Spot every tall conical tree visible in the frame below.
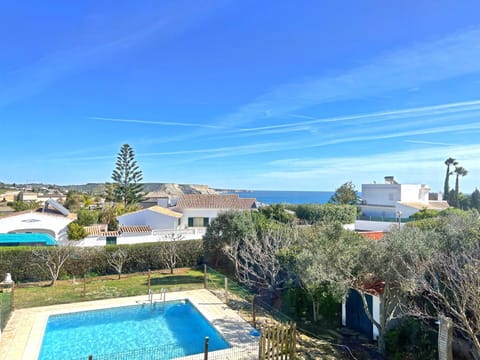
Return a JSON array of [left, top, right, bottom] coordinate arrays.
[[454, 166, 468, 208], [443, 157, 457, 200], [111, 144, 144, 207]]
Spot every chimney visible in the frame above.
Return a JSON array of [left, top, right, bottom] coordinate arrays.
[[384, 176, 396, 184]]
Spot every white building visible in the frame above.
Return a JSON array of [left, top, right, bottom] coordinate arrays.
[[117, 206, 183, 230], [360, 176, 449, 220], [0, 211, 74, 242], [173, 194, 257, 228]]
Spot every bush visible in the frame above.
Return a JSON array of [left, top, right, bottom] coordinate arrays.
[[77, 209, 99, 226], [385, 317, 437, 360], [0, 240, 204, 283], [67, 222, 88, 240], [409, 209, 439, 220], [295, 204, 357, 224]]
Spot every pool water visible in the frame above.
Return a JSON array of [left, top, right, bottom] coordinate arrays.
[[38, 300, 230, 360]]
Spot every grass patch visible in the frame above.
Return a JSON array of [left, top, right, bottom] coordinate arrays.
[[13, 268, 209, 309]]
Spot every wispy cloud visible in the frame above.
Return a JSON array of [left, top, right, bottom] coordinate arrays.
[[89, 116, 225, 129], [260, 144, 480, 191], [218, 27, 480, 127], [227, 99, 480, 135]]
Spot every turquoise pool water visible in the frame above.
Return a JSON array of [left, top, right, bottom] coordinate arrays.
[[38, 300, 230, 360], [0, 233, 57, 246]]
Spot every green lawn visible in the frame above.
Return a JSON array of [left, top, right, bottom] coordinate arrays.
[[13, 268, 212, 309]]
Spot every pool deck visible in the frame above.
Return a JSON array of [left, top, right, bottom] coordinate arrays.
[[0, 289, 259, 360]]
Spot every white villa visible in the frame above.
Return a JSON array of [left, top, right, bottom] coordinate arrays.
[[360, 176, 449, 219], [77, 194, 258, 246], [0, 210, 74, 243]]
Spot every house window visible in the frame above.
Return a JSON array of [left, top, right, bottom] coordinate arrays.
[[188, 217, 209, 227], [388, 193, 394, 201]]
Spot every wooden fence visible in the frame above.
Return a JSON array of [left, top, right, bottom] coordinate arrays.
[[259, 322, 296, 360]]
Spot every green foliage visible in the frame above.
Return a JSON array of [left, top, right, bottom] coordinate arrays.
[[472, 188, 480, 211], [11, 200, 41, 212], [0, 241, 203, 283], [295, 204, 357, 224], [111, 144, 144, 207], [409, 208, 439, 220], [406, 217, 439, 230], [203, 211, 259, 268], [77, 209, 99, 226], [258, 204, 295, 224], [329, 181, 359, 205], [67, 222, 88, 240], [64, 191, 85, 212], [385, 317, 437, 360]]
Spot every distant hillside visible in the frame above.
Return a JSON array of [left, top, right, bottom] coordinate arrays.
[[59, 183, 218, 196]]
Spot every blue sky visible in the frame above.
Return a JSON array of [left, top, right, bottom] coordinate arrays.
[[2, 1, 480, 192]]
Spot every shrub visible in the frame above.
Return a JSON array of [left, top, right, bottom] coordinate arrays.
[[295, 204, 357, 224], [0, 240, 203, 283], [67, 222, 88, 240]]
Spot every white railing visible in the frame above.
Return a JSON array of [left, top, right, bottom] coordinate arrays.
[[152, 228, 207, 239]]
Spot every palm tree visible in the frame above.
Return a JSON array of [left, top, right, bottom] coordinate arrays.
[[454, 166, 468, 208], [443, 157, 458, 200]]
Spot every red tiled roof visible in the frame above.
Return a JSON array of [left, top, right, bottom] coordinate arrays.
[[360, 231, 385, 241], [174, 194, 256, 210], [85, 224, 151, 236], [119, 225, 152, 233]]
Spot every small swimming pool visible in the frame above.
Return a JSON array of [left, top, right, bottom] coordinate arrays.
[[38, 300, 230, 360], [0, 233, 57, 246]]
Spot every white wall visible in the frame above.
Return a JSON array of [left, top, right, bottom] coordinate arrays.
[[372, 295, 380, 340], [355, 220, 404, 231], [362, 184, 401, 206], [178, 209, 222, 228], [117, 210, 179, 230]]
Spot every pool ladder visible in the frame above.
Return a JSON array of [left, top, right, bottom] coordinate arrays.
[[148, 288, 167, 308]]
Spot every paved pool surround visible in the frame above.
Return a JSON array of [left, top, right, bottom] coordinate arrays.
[[0, 289, 258, 360]]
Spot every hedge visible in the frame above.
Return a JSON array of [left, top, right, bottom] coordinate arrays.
[[0, 240, 203, 283], [295, 204, 357, 224]]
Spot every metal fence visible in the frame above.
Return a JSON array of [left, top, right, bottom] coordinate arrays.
[[72, 338, 259, 360]]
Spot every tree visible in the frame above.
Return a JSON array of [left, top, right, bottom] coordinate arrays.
[[32, 246, 73, 286], [454, 166, 468, 208], [67, 222, 88, 240], [64, 191, 84, 212], [258, 204, 295, 224], [203, 211, 261, 268], [77, 209, 99, 226], [443, 157, 457, 200], [157, 233, 183, 274], [329, 181, 359, 205], [471, 188, 480, 211], [223, 221, 296, 300], [106, 247, 129, 279], [398, 211, 480, 356], [111, 144, 144, 207]]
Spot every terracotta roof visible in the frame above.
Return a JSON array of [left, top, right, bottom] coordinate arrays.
[[119, 225, 152, 233], [86, 224, 152, 236], [147, 206, 183, 218], [174, 194, 256, 210], [359, 231, 385, 241], [85, 224, 108, 236]]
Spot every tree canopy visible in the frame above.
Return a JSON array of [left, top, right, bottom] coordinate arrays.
[[111, 144, 144, 207], [329, 181, 359, 206]]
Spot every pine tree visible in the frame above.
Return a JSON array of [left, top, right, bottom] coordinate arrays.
[[111, 144, 144, 207]]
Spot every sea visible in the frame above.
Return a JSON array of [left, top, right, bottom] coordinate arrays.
[[229, 190, 334, 205]]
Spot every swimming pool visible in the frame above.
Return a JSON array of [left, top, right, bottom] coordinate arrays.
[[38, 300, 230, 360]]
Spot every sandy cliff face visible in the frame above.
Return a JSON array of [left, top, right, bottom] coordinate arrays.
[[144, 183, 218, 197]]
